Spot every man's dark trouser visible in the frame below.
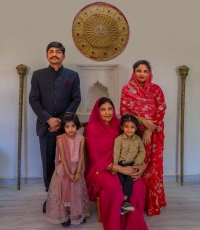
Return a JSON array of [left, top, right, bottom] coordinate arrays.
[[39, 136, 56, 192], [118, 161, 134, 197]]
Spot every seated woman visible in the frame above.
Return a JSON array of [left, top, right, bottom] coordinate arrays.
[[85, 97, 148, 230], [120, 60, 167, 216]]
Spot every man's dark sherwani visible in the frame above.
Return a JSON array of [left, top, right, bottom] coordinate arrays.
[[29, 65, 81, 190]]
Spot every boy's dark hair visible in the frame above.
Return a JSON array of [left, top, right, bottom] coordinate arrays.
[[46, 41, 65, 54], [61, 112, 81, 130], [98, 97, 114, 108], [120, 114, 141, 136], [133, 60, 151, 72]]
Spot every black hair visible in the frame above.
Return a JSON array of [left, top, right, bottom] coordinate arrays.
[[98, 97, 114, 108], [133, 60, 151, 72], [60, 112, 81, 130], [120, 114, 141, 136], [46, 41, 65, 54]]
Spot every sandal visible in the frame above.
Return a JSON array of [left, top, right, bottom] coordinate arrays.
[[81, 217, 86, 224], [61, 219, 71, 228]]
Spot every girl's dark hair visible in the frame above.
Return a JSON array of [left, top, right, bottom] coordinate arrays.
[[60, 112, 81, 130], [98, 97, 114, 108], [133, 60, 151, 72], [120, 114, 141, 136], [46, 41, 65, 54]]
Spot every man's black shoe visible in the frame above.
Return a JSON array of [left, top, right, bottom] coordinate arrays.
[[61, 219, 71, 227], [43, 200, 46, 213]]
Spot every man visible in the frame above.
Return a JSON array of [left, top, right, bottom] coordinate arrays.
[[29, 41, 81, 213]]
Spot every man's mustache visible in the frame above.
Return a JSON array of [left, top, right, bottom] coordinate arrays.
[[50, 56, 59, 59]]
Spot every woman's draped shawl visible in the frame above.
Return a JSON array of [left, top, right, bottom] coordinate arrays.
[[85, 98, 120, 201], [120, 71, 166, 142]]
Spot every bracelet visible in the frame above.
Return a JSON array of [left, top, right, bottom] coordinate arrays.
[[75, 173, 81, 178], [137, 116, 143, 124], [144, 130, 152, 136]]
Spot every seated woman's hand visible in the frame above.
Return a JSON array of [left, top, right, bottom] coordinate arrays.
[[113, 165, 135, 176], [142, 118, 156, 131], [131, 163, 147, 180]]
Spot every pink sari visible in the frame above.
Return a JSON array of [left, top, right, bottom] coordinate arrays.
[[120, 71, 167, 216], [85, 98, 148, 230]]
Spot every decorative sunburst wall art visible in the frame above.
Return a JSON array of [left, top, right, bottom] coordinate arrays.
[[72, 2, 130, 61]]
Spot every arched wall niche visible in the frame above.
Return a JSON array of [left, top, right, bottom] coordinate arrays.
[[77, 65, 119, 116], [86, 81, 109, 113]]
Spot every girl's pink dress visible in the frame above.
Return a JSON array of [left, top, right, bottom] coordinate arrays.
[[85, 98, 148, 230], [46, 133, 90, 225]]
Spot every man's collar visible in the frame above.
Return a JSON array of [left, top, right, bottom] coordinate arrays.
[[48, 65, 64, 72]]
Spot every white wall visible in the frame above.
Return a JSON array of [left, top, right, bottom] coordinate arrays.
[[0, 0, 200, 178]]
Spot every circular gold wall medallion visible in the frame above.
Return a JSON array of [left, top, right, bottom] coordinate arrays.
[[72, 2, 130, 61]]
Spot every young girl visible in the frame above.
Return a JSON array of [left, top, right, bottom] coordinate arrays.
[[46, 113, 90, 227], [113, 114, 146, 215]]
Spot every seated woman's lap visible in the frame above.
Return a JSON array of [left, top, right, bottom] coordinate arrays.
[[122, 179, 147, 230], [97, 171, 123, 230], [130, 179, 146, 214], [97, 170, 147, 230]]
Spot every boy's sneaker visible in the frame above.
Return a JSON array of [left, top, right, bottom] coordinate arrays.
[[121, 207, 129, 215], [122, 202, 135, 211]]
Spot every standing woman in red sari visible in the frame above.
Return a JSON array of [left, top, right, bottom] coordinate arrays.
[[120, 60, 167, 216]]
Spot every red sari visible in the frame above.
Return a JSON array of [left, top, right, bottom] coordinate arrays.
[[120, 72, 167, 216], [85, 98, 148, 230]]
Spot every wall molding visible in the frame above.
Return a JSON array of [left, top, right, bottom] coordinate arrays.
[[0, 175, 199, 185]]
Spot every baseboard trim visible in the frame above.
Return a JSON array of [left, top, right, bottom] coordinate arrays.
[[0, 177, 43, 185], [0, 175, 199, 185], [164, 175, 200, 182]]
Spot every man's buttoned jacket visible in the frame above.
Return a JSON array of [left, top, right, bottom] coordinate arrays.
[[29, 65, 81, 137]]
